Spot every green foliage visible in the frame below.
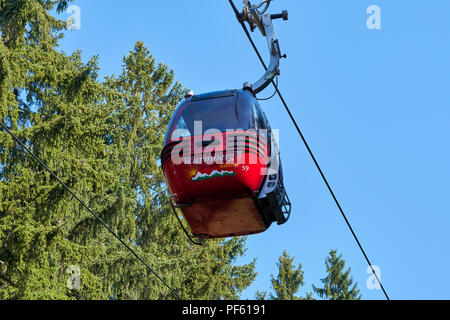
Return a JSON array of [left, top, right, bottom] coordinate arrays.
[[256, 250, 305, 300], [270, 250, 304, 300], [257, 249, 361, 300], [0, 0, 256, 299], [312, 250, 361, 300]]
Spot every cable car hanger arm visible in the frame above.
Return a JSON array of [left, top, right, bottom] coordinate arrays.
[[238, 0, 288, 94]]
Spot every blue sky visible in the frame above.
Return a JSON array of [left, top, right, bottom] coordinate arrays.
[[55, 0, 450, 300]]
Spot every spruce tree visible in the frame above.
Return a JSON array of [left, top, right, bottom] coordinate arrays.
[[1, 0, 107, 300], [256, 250, 305, 300], [0, 0, 256, 300], [312, 250, 361, 300], [100, 41, 257, 300]]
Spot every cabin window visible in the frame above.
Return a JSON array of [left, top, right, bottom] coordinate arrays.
[[164, 90, 268, 145]]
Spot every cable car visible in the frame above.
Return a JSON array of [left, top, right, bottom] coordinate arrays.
[[161, 0, 291, 239]]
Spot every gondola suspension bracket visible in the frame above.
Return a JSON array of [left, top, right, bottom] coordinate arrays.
[[239, 0, 288, 94]]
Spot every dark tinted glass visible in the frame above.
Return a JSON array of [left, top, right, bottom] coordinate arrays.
[[252, 101, 266, 130], [164, 90, 268, 144], [181, 94, 241, 134]]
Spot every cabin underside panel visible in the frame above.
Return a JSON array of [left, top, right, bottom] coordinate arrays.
[[182, 197, 269, 239]]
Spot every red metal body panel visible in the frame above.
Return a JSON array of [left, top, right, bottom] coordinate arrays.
[[162, 131, 270, 238], [163, 132, 267, 202]]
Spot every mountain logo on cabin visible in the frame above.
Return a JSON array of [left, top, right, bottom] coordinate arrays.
[[191, 170, 236, 181]]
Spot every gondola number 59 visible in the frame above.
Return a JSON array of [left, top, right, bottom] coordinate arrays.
[[242, 165, 250, 172]]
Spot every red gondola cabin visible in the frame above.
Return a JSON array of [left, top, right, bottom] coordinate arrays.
[[161, 89, 291, 239]]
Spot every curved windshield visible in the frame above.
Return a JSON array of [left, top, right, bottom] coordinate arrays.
[[181, 93, 241, 134], [164, 90, 267, 145]]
